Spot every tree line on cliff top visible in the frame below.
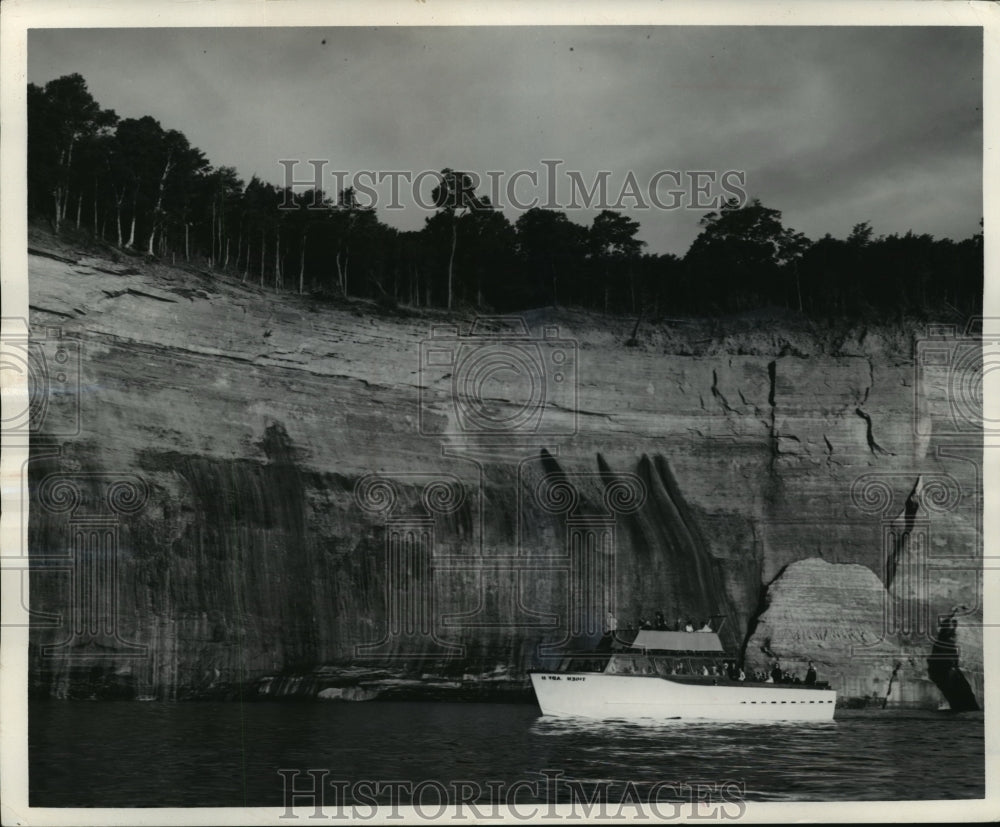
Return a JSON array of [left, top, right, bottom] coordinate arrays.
[[28, 73, 983, 319]]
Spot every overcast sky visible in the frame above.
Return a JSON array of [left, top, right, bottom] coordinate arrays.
[[27, 26, 982, 256]]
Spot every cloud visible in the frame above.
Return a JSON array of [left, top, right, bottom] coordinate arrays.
[[27, 25, 981, 254]]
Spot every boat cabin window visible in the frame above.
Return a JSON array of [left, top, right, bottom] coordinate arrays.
[[605, 655, 656, 675], [604, 652, 734, 678], [641, 656, 730, 677], [558, 655, 609, 673]]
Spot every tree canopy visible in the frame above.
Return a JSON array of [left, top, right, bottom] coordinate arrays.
[[27, 73, 982, 321]]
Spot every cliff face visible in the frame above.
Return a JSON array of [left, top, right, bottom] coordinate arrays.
[[24, 233, 983, 706]]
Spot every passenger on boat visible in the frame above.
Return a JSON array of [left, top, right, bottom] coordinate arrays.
[[738, 668, 746, 681], [699, 620, 713, 632], [606, 612, 618, 634], [805, 662, 817, 685], [684, 620, 695, 632], [770, 663, 783, 683], [655, 611, 666, 630], [701, 665, 710, 676]]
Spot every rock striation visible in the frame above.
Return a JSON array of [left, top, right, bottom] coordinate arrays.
[[23, 231, 983, 706]]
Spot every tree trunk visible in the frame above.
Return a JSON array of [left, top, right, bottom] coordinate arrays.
[[147, 153, 173, 256], [62, 139, 75, 224], [629, 313, 642, 342], [126, 186, 138, 248], [53, 139, 75, 231], [259, 230, 266, 288], [447, 215, 457, 310], [216, 197, 223, 268], [75, 193, 83, 231], [184, 223, 190, 262], [336, 248, 350, 296], [274, 229, 281, 290], [224, 238, 230, 270], [115, 198, 123, 247], [299, 232, 307, 294]]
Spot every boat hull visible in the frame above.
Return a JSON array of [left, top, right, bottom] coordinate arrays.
[[530, 672, 836, 722]]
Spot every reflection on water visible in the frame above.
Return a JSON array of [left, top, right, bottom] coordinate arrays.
[[527, 709, 981, 802], [30, 702, 983, 807]]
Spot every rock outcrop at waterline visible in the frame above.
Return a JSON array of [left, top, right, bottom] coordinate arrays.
[[22, 231, 983, 707], [743, 557, 982, 708]]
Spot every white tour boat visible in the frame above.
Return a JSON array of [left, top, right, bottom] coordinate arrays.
[[531, 628, 836, 722]]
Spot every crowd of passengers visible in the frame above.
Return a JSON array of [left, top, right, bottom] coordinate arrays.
[[601, 612, 820, 684], [655, 659, 818, 685], [604, 658, 816, 686], [607, 610, 714, 633]]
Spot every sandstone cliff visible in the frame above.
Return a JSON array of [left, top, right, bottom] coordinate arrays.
[[22, 230, 983, 707]]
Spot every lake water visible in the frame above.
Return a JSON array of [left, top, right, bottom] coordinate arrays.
[[30, 701, 983, 809]]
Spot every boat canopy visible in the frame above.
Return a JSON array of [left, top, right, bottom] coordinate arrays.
[[629, 630, 724, 653]]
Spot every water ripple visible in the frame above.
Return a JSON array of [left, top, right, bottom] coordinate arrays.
[[29, 701, 983, 806]]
